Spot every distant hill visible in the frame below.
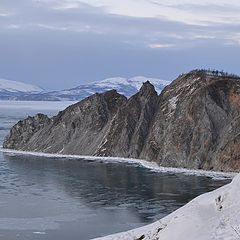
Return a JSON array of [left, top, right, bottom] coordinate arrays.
[[0, 78, 43, 100], [0, 76, 170, 101]]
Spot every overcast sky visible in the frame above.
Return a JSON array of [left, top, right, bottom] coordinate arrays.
[[0, 0, 240, 90]]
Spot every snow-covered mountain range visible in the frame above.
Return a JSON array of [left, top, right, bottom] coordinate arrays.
[[0, 76, 170, 101], [0, 78, 43, 100]]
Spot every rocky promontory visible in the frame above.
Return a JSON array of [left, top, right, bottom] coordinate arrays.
[[3, 70, 240, 171]]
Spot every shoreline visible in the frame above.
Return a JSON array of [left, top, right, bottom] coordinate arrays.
[[0, 147, 236, 180], [93, 174, 240, 240]]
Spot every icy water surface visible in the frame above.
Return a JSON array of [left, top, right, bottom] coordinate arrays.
[[0, 101, 230, 240]]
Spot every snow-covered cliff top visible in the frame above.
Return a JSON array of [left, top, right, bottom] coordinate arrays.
[[94, 173, 240, 240]]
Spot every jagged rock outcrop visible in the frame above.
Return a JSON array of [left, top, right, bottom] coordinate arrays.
[[3, 70, 240, 171], [94, 81, 158, 158], [4, 113, 51, 150], [4, 90, 127, 154]]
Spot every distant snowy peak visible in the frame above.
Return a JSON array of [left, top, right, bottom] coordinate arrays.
[[0, 76, 170, 101], [90, 76, 170, 95], [0, 78, 43, 93]]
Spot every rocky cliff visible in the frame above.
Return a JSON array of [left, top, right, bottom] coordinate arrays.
[[3, 70, 240, 171], [141, 70, 240, 171]]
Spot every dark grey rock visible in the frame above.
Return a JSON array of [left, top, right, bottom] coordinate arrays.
[[94, 81, 158, 158], [4, 90, 127, 155], [3, 113, 51, 150]]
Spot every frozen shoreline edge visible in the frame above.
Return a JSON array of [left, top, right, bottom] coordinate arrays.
[[0, 147, 236, 179]]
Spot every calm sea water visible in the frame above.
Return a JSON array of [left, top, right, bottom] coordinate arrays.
[[0, 101, 230, 240]]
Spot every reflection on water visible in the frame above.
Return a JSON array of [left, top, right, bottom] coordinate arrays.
[[0, 101, 231, 240], [0, 154, 230, 240]]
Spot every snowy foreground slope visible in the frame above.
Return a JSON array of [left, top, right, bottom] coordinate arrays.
[[94, 173, 240, 240]]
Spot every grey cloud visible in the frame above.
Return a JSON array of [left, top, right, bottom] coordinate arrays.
[[0, 27, 239, 89], [149, 1, 240, 13], [1, 0, 239, 47], [0, 0, 239, 89], [175, 3, 240, 13]]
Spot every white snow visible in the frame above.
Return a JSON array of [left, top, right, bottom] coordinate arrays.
[[94, 173, 240, 240], [3, 76, 170, 101], [0, 148, 235, 180], [92, 76, 170, 95], [168, 96, 178, 110], [95, 77, 128, 87], [128, 76, 170, 92], [42, 76, 170, 101], [0, 78, 43, 93]]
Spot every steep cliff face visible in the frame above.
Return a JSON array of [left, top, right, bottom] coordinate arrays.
[[3, 70, 240, 171], [141, 71, 240, 171], [4, 90, 127, 155], [94, 81, 158, 158]]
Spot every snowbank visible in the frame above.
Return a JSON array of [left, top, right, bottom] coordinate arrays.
[[94, 173, 240, 240]]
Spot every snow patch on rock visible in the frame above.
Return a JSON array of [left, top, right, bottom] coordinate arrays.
[[168, 96, 178, 110]]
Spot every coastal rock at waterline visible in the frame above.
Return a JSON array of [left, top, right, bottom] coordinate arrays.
[[4, 113, 51, 150], [4, 70, 240, 171], [4, 90, 127, 154]]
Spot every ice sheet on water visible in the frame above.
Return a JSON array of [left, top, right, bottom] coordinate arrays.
[[0, 148, 236, 180]]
